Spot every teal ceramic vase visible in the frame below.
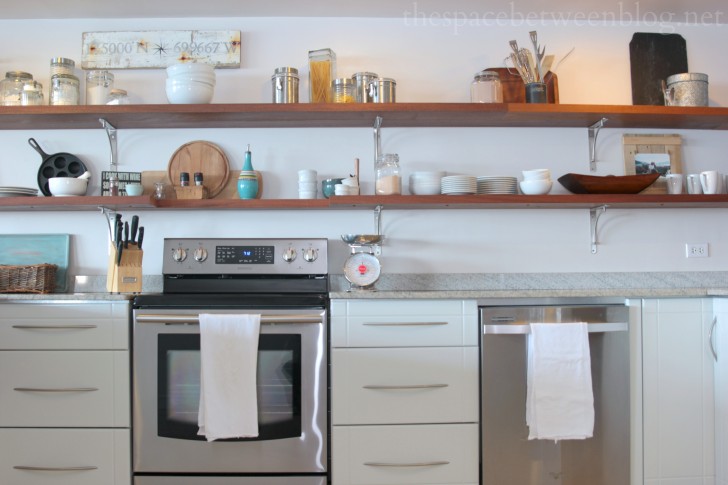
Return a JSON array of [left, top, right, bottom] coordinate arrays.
[[238, 144, 258, 199]]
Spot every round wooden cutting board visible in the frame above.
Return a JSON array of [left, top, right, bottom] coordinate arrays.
[[167, 141, 230, 198]]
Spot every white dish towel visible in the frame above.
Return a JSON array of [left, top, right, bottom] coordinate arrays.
[[526, 322, 594, 441], [197, 313, 261, 442]]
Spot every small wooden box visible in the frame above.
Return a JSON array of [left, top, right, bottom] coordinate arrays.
[[173, 185, 209, 199], [106, 243, 143, 293]]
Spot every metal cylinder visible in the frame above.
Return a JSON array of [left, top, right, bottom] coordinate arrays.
[[664, 72, 708, 107], [368, 78, 396, 103], [271, 67, 299, 104], [352, 72, 378, 103]]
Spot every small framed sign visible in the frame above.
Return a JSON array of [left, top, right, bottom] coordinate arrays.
[[101, 171, 142, 196], [81, 30, 241, 69]]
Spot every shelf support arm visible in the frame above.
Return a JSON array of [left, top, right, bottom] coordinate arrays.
[[99, 206, 117, 243], [99, 118, 118, 171], [588, 117, 608, 172], [590, 205, 608, 254], [373, 205, 382, 256], [374, 116, 383, 166]]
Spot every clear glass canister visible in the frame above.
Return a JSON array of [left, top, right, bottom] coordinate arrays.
[[375, 153, 402, 195], [49, 73, 80, 105], [50, 57, 75, 77], [470, 70, 503, 103], [331, 78, 355, 103], [86, 70, 114, 105], [21, 81, 44, 106], [308, 48, 336, 103], [271, 67, 299, 103], [106, 89, 130, 105], [352, 72, 378, 102], [0, 71, 34, 106]]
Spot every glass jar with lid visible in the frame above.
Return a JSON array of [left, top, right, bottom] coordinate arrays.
[[86, 70, 114, 105], [0, 71, 34, 106], [50, 57, 75, 77], [49, 73, 80, 105], [470, 70, 503, 103], [21, 81, 44, 106], [331, 78, 355, 103], [308, 48, 336, 103], [106, 89, 130, 105], [375, 153, 402, 195]]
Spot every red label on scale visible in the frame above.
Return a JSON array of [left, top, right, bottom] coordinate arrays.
[[358, 264, 367, 274]]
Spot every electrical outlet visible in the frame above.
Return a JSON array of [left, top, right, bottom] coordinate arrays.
[[686, 243, 709, 258]]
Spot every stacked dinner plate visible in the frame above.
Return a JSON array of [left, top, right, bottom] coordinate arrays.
[[476, 176, 518, 194], [0, 187, 38, 197], [441, 175, 477, 195]]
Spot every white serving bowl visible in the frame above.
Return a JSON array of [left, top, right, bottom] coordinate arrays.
[[165, 79, 214, 104], [168, 74, 217, 86], [519, 179, 553, 195], [48, 177, 88, 196], [409, 183, 441, 195], [522, 169, 551, 180], [166, 63, 215, 78]]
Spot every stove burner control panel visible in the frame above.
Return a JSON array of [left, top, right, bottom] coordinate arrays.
[[163, 238, 328, 275]]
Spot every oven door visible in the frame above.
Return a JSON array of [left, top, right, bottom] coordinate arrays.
[[132, 308, 327, 475]]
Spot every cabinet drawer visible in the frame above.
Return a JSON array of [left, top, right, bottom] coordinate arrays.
[[332, 347, 478, 425], [0, 350, 130, 427], [332, 423, 478, 485], [331, 299, 478, 347], [0, 428, 130, 485], [0, 302, 129, 350]]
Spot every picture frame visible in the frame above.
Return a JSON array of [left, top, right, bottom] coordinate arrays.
[[623, 134, 682, 194]]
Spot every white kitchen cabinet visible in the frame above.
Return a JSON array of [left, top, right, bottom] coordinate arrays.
[[713, 298, 728, 485], [642, 298, 715, 485], [330, 299, 479, 485], [0, 301, 131, 485]]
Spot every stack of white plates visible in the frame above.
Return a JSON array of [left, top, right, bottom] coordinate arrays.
[[0, 187, 38, 197], [476, 176, 518, 194], [409, 171, 445, 195], [441, 175, 477, 195]]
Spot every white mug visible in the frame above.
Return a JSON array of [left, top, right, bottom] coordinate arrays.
[[700, 170, 719, 194], [665, 174, 683, 194], [687, 174, 703, 194]]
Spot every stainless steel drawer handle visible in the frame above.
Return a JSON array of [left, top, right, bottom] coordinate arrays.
[[483, 322, 629, 335], [12, 325, 97, 330], [135, 314, 323, 325], [364, 461, 450, 467], [363, 384, 449, 390], [362, 322, 448, 327], [14, 387, 99, 393], [14, 465, 98, 471]]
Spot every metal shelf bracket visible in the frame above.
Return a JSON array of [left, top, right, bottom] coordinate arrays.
[[588, 117, 608, 172], [373, 205, 382, 255], [590, 205, 608, 254], [99, 118, 118, 170]]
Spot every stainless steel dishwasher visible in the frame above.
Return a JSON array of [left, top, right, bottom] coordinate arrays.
[[480, 300, 630, 485]]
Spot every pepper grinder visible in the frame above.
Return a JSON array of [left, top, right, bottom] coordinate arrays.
[[237, 144, 259, 199]]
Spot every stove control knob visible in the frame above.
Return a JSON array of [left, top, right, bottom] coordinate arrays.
[[171, 247, 187, 262], [303, 247, 318, 262], [282, 247, 297, 262], [193, 247, 208, 262]]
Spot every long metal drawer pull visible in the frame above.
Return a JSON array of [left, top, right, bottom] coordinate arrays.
[[362, 322, 448, 327], [12, 325, 97, 330], [14, 465, 98, 472], [14, 387, 99, 393], [363, 384, 448, 390], [709, 316, 718, 362], [364, 461, 450, 467], [484, 322, 629, 335], [135, 314, 323, 325]]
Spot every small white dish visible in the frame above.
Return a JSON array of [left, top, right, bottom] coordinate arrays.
[[519, 179, 553, 195]]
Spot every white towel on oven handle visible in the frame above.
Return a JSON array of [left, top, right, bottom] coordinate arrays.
[[198, 313, 261, 441]]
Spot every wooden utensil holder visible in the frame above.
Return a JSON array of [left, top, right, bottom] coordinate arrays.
[[106, 243, 143, 293], [173, 185, 209, 199]]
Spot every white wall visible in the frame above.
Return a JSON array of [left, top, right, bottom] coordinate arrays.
[[1, 15, 727, 276]]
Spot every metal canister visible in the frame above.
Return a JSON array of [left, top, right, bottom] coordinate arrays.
[[368, 78, 396, 103], [664, 73, 708, 107], [352, 72, 378, 103], [272, 67, 299, 104]]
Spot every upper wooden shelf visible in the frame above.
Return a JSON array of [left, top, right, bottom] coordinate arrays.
[[1, 103, 728, 130]]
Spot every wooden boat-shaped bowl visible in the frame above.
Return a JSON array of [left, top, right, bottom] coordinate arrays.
[[557, 173, 661, 194]]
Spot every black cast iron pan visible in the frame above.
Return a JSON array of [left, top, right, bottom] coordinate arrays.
[[29, 138, 88, 196]]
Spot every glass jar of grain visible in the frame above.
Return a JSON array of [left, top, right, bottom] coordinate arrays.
[[375, 153, 402, 195], [308, 48, 336, 103]]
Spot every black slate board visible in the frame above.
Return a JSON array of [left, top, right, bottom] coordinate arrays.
[[629, 33, 688, 105]]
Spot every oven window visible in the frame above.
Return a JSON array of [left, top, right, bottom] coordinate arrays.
[[157, 334, 302, 441]]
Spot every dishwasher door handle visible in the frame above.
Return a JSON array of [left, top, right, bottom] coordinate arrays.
[[483, 322, 629, 335]]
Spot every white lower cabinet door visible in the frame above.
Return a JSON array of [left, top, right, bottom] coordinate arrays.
[[0, 428, 131, 485], [332, 423, 479, 485]]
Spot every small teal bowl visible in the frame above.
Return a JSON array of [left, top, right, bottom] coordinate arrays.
[[322, 178, 344, 198]]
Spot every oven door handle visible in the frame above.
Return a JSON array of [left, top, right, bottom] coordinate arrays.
[[134, 313, 324, 325]]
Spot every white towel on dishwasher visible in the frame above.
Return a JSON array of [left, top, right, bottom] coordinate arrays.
[[526, 322, 594, 441], [197, 313, 260, 441]]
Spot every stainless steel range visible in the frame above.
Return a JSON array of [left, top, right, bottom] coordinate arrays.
[[132, 238, 328, 485]]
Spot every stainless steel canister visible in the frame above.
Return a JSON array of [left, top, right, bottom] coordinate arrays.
[[663, 72, 708, 107], [271, 67, 299, 103], [352, 72, 378, 102], [369, 77, 396, 103]]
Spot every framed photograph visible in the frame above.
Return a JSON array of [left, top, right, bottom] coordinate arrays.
[[623, 134, 682, 194]]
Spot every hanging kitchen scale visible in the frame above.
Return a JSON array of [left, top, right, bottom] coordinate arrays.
[[341, 206, 383, 291]]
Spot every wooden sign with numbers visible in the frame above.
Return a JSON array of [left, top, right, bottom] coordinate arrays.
[[81, 30, 241, 69]]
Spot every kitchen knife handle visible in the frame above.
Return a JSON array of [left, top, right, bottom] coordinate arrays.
[[130, 215, 139, 243], [137, 227, 144, 250], [123, 221, 129, 249]]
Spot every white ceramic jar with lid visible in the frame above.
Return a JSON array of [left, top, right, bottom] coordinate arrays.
[[470, 70, 503, 103]]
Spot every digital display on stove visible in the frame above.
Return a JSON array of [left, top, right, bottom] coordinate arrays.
[[215, 245, 274, 264]]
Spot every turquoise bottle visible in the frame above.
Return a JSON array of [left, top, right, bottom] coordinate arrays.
[[237, 144, 258, 199]]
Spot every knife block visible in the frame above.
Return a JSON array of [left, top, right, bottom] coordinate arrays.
[[106, 243, 143, 293]]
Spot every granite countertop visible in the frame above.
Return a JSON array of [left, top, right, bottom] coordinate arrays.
[[2, 272, 727, 301]]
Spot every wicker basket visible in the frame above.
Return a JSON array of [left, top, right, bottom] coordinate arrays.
[[0, 264, 58, 294]]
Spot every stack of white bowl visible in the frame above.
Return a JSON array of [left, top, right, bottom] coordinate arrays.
[[409, 171, 445, 195], [298, 169, 317, 199], [166, 63, 216, 104], [519, 168, 553, 195]]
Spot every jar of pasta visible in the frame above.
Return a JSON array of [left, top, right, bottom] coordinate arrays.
[[308, 48, 336, 103]]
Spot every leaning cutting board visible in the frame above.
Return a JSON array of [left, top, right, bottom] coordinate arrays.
[[629, 33, 688, 105], [0, 234, 70, 292], [167, 141, 230, 198]]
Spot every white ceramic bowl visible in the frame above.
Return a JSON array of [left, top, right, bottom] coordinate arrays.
[[48, 177, 88, 196], [166, 63, 215, 78], [522, 169, 551, 180], [409, 183, 441, 195], [165, 79, 214, 104], [519, 179, 553, 195], [125, 183, 143, 196]]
